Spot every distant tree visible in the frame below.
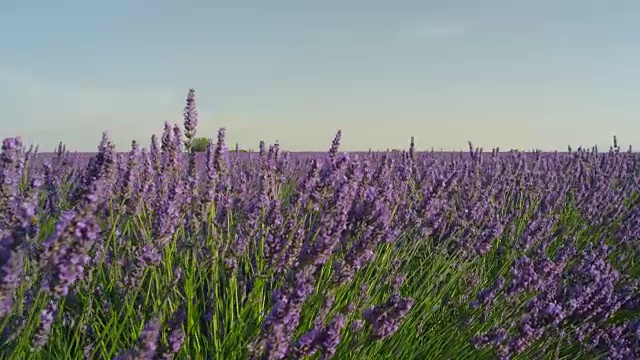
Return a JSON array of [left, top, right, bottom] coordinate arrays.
[[192, 137, 210, 152]]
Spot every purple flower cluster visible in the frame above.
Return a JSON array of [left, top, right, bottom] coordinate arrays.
[[472, 242, 640, 358], [2, 90, 640, 359]]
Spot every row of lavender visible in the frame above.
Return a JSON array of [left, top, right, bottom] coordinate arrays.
[[1, 90, 640, 359]]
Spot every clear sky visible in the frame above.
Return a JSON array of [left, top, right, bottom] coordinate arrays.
[[1, 1, 640, 152]]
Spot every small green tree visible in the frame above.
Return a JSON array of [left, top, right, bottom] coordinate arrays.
[[191, 137, 210, 152]]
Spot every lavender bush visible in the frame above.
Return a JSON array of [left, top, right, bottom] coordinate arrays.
[[0, 89, 639, 359]]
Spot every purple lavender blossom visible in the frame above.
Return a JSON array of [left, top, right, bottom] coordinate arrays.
[[363, 293, 414, 340], [183, 88, 198, 148], [31, 301, 58, 350], [114, 318, 162, 360]]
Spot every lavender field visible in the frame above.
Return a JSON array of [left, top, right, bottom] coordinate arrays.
[[1, 90, 640, 360]]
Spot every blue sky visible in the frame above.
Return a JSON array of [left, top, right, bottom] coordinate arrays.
[[1, 0, 640, 152]]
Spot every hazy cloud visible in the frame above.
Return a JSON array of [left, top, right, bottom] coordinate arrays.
[[398, 21, 471, 40], [0, 66, 179, 104], [0, 65, 187, 150]]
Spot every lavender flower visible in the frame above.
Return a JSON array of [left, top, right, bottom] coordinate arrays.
[[115, 318, 162, 360], [31, 301, 58, 350], [363, 293, 414, 340], [182, 88, 198, 149]]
